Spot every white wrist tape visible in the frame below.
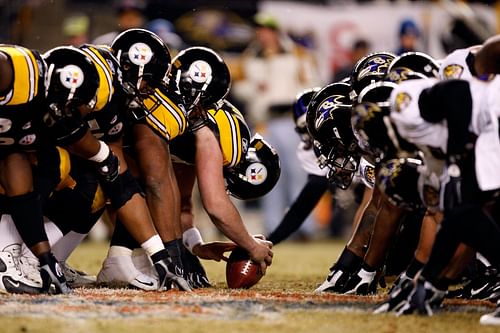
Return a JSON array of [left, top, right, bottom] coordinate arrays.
[[182, 227, 204, 254], [88, 141, 110, 163]]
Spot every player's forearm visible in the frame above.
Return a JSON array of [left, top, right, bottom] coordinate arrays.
[[206, 205, 257, 253]]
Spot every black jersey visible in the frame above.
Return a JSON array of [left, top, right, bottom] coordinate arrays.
[[0, 45, 47, 154]]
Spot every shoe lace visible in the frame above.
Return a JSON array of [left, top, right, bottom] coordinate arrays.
[[4, 253, 23, 279]]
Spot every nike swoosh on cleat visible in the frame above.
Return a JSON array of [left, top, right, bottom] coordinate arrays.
[[133, 278, 154, 287], [471, 284, 490, 296], [6, 279, 20, 288]]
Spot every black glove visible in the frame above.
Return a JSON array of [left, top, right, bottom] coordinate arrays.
[[95, 150, 120, 183]]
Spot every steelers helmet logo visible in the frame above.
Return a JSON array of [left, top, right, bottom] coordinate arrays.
[[245, 162, 268, 185], [129, 42, 153, 66], [59, 65, 84, 89], [188, 60, 212, 83]]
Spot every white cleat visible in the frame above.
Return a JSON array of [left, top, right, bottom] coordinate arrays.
[[3, 244, 43, 288], [60, 262, 96, 288], [97, 255, 159, 291], [480, 301, 500, 326], [0, 251, 42, 294]]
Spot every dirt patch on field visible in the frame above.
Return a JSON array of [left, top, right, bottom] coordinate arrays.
[[0, 288, 494, 320]]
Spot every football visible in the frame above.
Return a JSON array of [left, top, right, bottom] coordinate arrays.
[[225, 247, 264, 289]]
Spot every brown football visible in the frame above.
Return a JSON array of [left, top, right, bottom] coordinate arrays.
[[226, 247, 264, 289]]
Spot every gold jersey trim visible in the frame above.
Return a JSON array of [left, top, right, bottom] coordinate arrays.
[[144, 88, 186, 140], [208, 106, 243, 168], [0, 46, 40, 105]]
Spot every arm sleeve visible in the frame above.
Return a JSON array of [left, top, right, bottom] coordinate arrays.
[[267, 174, 328, 245], [418, 79, 472, 157]]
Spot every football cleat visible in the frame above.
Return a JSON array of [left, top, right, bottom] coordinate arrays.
[[447, 266, 498, 300], [3, 244, 43, 288], [39, 253, 71, 294], [374, 278, 415, 314], [397, 278, 446, 316], [0, 251, 43, 294], [154, 257, 192, 292], [388, 271, 413, 293], [341, 268, 377, 295], [60, 262, 96, 288], [97, 255, 159, 291], [480, 300, 500, 326], [314, 265, 351, 293]]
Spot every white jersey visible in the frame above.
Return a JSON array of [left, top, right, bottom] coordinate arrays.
[[439, 47, 478, 80], [389, 78, 448, 154], [296, 141, 328, 177], [474, 76, 500, 190]]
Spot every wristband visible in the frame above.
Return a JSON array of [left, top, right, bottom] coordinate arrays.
[[182, 227, 204, 254], [88, 141, 110, 163]]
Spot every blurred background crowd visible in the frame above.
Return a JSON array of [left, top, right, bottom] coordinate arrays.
[[1, 0, 499, 242]]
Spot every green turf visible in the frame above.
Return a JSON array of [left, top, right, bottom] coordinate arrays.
[[0, 240, 497, 333]]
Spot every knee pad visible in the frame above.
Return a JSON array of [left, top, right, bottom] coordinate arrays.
[[103, 169, 143, 210]]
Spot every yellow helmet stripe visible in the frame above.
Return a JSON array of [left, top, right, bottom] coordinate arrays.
[[82, 47, 113, 111]]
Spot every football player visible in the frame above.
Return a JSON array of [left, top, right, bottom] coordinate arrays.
[[42, 44, 191, 291], [375, 41, 500, 317], [316, 52, 443, 295], [168, 47, 277, 276], [95, 28, 192, 290], [0, 44, 70, 294]]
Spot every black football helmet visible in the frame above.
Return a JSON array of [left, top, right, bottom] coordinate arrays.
[[350, 51, 396, 96], [352, 81, 418, 162], [224, 133, 280, 200], [306, 82, 352, 144], [111, 28, 172, 120], [377, 157, 426, 212], [306, 82, 359, 189], [111, 28, 171, 89], [43, 46, 99, 116], [386, 52, 440, 83], [293, 87, 320, 143], [170, 46, 231, 111]]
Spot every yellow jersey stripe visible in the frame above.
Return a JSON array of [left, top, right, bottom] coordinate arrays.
[[54, 146, 77, 191], [91, 184, 107, 213], [209, 108, 242, 168], [145, 89, 186, 140], [0, 46, 38, 105]]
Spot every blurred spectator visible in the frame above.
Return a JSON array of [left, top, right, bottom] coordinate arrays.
[[333, 38, 370, 82], [146, 18, 186, 53], [62, 14, 90, 46], [232, 13, 321, 239], [395, 18, 420, 55], [93, 0, 146, 45]]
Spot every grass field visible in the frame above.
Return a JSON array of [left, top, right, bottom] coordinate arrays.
[[0, 239, 498, 333]]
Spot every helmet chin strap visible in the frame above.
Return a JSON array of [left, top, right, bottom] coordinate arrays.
[[383, 115, 401, 152], [189, 73, 213, 110], [136, 64, 145, 91]]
